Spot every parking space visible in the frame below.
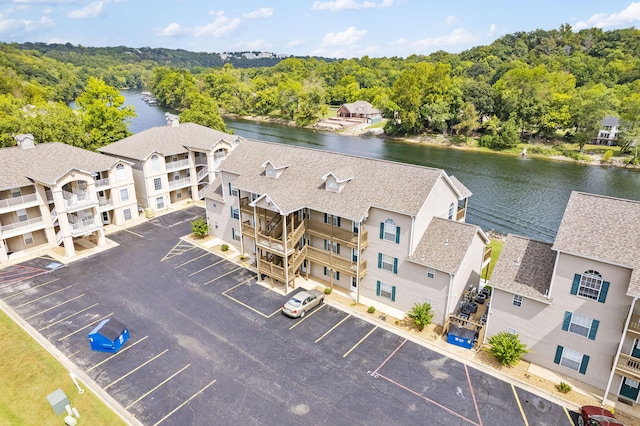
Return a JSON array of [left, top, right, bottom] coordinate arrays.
[[0, 206, 578, 425]]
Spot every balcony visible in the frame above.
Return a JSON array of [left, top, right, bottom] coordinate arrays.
[[0, 216, 45, 238], [63, 190, 94, 210], [616, 354, 640, 381], [627, 314, 640, 335], [456, 206, 466, 221], [306, 220, 368, 249], [0, 193, 39, 213], [482, 246, 492, 268], [194, 156, 208, 166], [306, 246, 366, 278], [98, 198, 115, 211], [69, 217, 101, 235], [256, 218, 305, 254], [196, 165, 209, 182], [94, 177, 111, 188], [166, 158, 190, 172], [168, 177, 191, 190]]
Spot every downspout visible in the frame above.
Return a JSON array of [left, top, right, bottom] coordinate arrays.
[[253, 203, 261, 282], [603, 296, 637, 405], [356, 220, 361, 304], [409, 215, 415, 256], [546, 251, 561, 300], [282, 213, 289, 294], [444, 272, 454, 326]]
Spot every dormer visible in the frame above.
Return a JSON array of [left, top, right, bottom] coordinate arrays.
[[262, 160, 288, 179], [322, 170, 353, 193]]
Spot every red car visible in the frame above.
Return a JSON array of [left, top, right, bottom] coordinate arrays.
[[578, 406, 624, 426]]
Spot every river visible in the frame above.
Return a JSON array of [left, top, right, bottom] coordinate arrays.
[[122, 89, 640, 243]]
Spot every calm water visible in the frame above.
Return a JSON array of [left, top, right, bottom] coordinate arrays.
[[122, 89, 640, 242]]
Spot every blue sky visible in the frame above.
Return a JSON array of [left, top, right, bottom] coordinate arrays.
[[1, 1, 639, 58]]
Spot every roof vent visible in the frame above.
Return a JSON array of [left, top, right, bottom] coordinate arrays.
[[15, 133, 35, 149], [515, 256, 521, 266]]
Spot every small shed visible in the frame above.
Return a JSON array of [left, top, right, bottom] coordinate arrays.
[[446, 323, 476, 349], [88, 318, 129, 353]]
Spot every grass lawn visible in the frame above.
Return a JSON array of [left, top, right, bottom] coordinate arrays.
[[0, 310, 127, 426], [482, 239, 504, 281]]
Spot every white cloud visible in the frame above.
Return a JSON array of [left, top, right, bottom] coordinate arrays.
[[0, 13, 53, 33], [242, 8, 273, 19], [0, 15, 23, 33], [68, 1, 104, 19], [404, 28, 478, 50], [445, 15, 457, 26], [241, 39, 273, 50], [156, 23, 186, 37], [489, 23, 496, 34], [193, 13, 240, 38], [287, 39, 305, 48], [312, 0, 393, 12], [574, 2, 640, 30], [320, 26, 367, 47]]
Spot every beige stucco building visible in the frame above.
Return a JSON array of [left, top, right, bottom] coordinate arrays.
[[204, 138, 491, 322], [0, 135, 139, 261], [99, 117, 241, 214], [486, 191, 640, 406]]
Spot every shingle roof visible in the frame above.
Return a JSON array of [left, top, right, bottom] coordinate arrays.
[[449, 175, 472, 199], [0, 142, 123, 189], [601, 115, 619, 127], [340, 100, 381, 115], [201, 176, 224, 202], [490, 235, 555, 303], [99, 122, 240, 161], [552, 191, 640, 297], [219, 139, 455, 221], [407, 218, 488, 274]]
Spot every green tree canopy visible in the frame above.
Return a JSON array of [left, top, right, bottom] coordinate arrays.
[[179, 92, 227, 132]]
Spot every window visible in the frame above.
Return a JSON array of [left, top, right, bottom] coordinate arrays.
[[507, 328, 517, 335], [571, 271, 609, 303], [123, 208, 132, 221], [154, 178, 162, 191], [174, 172, 180, 181], [554, 346, 590, 374], [120, 188, 129, 202], [228, 182, 238, 196], [176, 190, 182, 199], [378, 253, 398, 273], [150, 155, 159, 172], [512, 294, 523, 307], [10, 188, 21, 198], [380, 219, 400, 243], [563, 311, 599, 340], [156, 197, 164, 209], [324, 213, 341, 227], [376, 280, 396, 301], [17, 209, 28, 222], [23, 232, 34, 245], [323, 267, 339, 280], [232, 228, 241, 241], [448, 202, 455, 220], [115, 164, 126, 182], [230, 206, 239, 219], [427, 268, 435, 279], [324, 240, 340, 254], [352, 248, 358, 262]]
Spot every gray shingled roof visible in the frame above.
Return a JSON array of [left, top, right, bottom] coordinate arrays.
[[0, 142, 123, 189], [552, 191, 640, 297], [219, 139, 459, 221], [340, 100, 381, 115], [449, 175, 472, 199], [99, 122, 240, 161], [201, 177, 224, 202], [601, 115, 619, 127], [407, 217, 488, 274], [490, 235, 555, 303]]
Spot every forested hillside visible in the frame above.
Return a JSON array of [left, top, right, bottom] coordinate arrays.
[[1, 25, 639, 161]]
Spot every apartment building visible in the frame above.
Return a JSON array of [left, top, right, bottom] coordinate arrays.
[[204, 138, 491, 321], [99, 116, 241, 213], [486, 191, 640, 406], [0, 135, 138, 261]]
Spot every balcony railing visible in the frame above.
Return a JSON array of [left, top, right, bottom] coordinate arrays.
[[197, 166, 209, 182], [45, 190, 54, 204], [168, 177, 191, 190], [194, 156, 208, 166], [628, 314, 640, 334], [69, 217, 100, 233], [306, 246, 366, 278], [94, 178, 110, 188], [50, 207, 58, 223], [63, 190, 93, 209], [165, 158, 190, 172], [0, 216, 45, 236], [482, 246, 492, 267], [0, 193, 38, 211], [616, 354, 640, 381], [98, 198, 115, 210], [56, 230, 63, 245], [457, 207, 466, 221], [306, 220, 368, 249]]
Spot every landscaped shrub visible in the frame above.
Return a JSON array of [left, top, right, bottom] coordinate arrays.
[[556, 382, 572, 393], [367, 306, 376, 314], [602, 149, 613, 163], [221, 243, 229, 251], [191, 217, 209, 238], [487, 332, 529, 367], [407, 302, 433, 331], [324, 288, 332, 295]]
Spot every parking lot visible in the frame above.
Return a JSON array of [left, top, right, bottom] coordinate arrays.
[[0, 207, 581, 425]]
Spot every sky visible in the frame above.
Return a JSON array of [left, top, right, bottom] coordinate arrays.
[[1, 0, 639, 58]]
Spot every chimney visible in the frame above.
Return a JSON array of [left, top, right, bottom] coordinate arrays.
[[15, 134, 35, 149], [165, 113, 180, 127]]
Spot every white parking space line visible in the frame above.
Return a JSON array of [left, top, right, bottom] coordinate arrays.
[[563, 407, 575, 426], [67, 349, 82, 358], [123, 228, 145, 238], [315, 314, 351, 343], [85, 336, 149, 373], [125, 363, 191, 409], [288, 304, 327, 330], [4, 278, 61, 300], [25, 294, 85, 320], [203, 266, 242, 286], [343, 325, 378, 358], [512, 384, 529, 426], [188, 259, 225, 277], [174, 253, 210, 269], [104, 349, 169, 390], [152, 378, 217, 426], [58, 313, 112, 341], [38, 303, 99, 331], [14, 285, 72, 309]]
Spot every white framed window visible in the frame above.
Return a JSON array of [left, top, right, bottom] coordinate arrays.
[[23, 232, 34, 245], [232, 228, 241, 241], [376, 280, 396, 301], [512, 294, 523, 307], [380, 253, 395, 272], [173, 172, 180, 181], [563, 311, 599, 340], [427, 268, 435, 279], [115, 163, 126, 182], [448, 202, 455, 220], [10, 188, 21, 198], [382, 219, 398, 242], [150, 155, 160, 172], [17, 209, 28, 222], [557, 347, 585, 372], [123, 208, 132, 221], [120, 188, 129, 202], [156, 197, 164, 209], [324, 240, 340, 254], [154, 178, 162, 191], [507, 327, 517, 335], [323, 267, 339, 280], [176, 190, 182, 199], [578, 270, 602, 301], [230, 206, 239, 219]]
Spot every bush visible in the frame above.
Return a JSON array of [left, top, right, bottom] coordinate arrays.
[[407, 302, 434, 331], [487, 332, 529, 367], [556, 382, 572, 393], [324, 288, 332, 295], [221, 243, 229, 251], [191, 217, 209, 238], [367, 306, 376, 314], [602, 149, 613, 162]]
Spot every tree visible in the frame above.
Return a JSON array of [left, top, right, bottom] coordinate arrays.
[[487, 332, 529, 367], [618, 92, 640, 161], [23, 101, 88, 147], [407, 302, 434, 331], [191, 217, 210, 239], [570, 83, 611, 152], [454, 102, 480, 142], [75, 77, 135, 150], [179, 93, 228, 132]]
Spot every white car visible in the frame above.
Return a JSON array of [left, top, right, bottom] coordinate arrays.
[[282, 290, 325, 318]]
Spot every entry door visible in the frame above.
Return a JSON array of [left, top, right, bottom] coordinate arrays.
[[350, 277, 357, 292], [101, 211, 110, 225], [620, 377, 640, 401]]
